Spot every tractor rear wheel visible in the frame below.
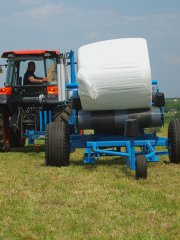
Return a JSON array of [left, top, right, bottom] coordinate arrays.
[[45, 121, 69, 166], [135, 155, 147, 179], [168, 119, 180, 164]]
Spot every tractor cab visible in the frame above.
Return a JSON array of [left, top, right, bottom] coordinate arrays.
[[1, 50, 60, 101]]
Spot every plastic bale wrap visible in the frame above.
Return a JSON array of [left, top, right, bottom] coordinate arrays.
[[77, 38, 152, 111]]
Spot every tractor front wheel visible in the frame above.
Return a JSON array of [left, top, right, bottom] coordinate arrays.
[[0, 114, 10, 151], [10, 127, 26, 148], [0, 114, 6, 151], [45, 121, 70, 166]]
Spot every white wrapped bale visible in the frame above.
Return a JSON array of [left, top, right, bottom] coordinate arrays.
[[77, 38, 152, 111]]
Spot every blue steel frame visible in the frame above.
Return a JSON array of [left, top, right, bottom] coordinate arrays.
[[66, 51, 169, 171], [69, 133, 168, 170]]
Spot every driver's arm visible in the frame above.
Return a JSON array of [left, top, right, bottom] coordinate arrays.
[[28, 76, 48, 84]]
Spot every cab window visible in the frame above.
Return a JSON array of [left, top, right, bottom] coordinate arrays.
[[6, 58, 57, 86]]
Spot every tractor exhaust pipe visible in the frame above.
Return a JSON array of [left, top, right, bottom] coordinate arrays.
[[57, 54, 66, 102]]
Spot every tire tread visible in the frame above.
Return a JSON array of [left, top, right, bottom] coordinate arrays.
[[136, 155, 147, 179], [168, 119, 180, 163], [45, 121, 69, 166]]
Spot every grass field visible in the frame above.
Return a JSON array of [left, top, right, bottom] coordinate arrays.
[[0, 126, 180, 240]]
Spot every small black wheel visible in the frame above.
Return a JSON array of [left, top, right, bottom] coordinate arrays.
[[168, 119, 180, 164], [45, 121, 69, 166], [135, 155, 147, 179]]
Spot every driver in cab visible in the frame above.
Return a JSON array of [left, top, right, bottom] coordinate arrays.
[[23, 61, 48, 85]]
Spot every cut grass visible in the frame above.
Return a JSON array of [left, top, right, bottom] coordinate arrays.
[[0, 127, 180, 240]]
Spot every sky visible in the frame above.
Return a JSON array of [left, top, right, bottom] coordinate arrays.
[[0, 0, 180, 97]]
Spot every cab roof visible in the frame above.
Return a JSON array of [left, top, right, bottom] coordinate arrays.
[[1, 50, 60, 58]]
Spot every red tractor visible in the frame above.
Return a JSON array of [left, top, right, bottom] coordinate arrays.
[[0, 50, 73, 151]]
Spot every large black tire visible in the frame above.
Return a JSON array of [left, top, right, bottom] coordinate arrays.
[[45, 121, 69, 166], [135, 155, 147, 179], [168, 119, 180, 164], [0, 114, 6, 151]]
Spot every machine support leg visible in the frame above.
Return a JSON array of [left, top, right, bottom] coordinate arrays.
[[126, 140, 136, 170], [84, 148, 96, 164], [130, 140, 136, 171]]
